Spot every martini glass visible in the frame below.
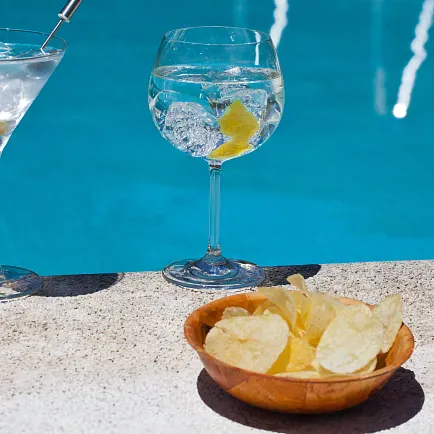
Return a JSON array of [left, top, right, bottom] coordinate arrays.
[[149, 26, 284, 290], [0, 28, 66, 300]]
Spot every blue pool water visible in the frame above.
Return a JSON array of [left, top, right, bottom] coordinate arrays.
[[1, 0, 433, 275]]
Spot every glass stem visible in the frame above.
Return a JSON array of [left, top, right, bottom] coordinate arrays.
[[204, 163, 225, 265]]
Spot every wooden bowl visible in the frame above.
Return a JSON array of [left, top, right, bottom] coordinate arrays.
[[184, 292, 414, 414]]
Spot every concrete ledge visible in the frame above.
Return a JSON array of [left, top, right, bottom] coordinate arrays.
[[0, 261, 432, 433]]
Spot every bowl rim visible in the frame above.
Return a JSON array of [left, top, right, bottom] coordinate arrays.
[[184, 291, 415, 384]]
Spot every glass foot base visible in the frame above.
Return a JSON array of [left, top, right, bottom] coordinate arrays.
[[162, 258, 265, 290], [0, 265, 43, 301]]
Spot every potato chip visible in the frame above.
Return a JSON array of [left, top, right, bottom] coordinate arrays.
[[373, 294, 402, 353], [316, 311, 383, 374], [300, 296, 312, 326], [253, 300, 278, 316], [268, 336, 314, 375], [304, 293, 337, 343], [328, 297, 346, 315], [286, 337, 316, 372], [339, 304, 372, 321], [288, 291, 309, 336], [318, 356, 377, 378], [258, 287, 297, 329], [291, 291, 309, 316], [221, 306, 250, 320], [267, 337, 292, 375], [254, 301, 290, 327], [205, 314, 289, 373], [204, 277, 403, 378], [286, 276, 338, 335], [287, 274, 310, 296], [263, 308, 284, 316], [356, 357, 377, 374], [310, 358, 321, 371], [293, 325, 306, 339], [275, 370, 321, 379]]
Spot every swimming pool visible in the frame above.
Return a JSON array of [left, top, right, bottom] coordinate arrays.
[[1, 0, 433, 275]]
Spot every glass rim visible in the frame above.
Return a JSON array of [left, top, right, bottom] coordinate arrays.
[[163, 26, 272, 46], [0, 28, 67, 62]]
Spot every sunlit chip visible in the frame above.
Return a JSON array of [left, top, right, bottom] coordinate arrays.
[[205, 314, 289, 373], [253, 300, 289, 325], [318, 356, 377, 378], [221, 306, 250, 320], [258, 287, 297, 330], [310, 358, 320, 371], [328, 296, 346, 315], [304, 293, 337, 343], [339, 304, 372, 321], [355, 357, 377, 374], [287, 289, 309, 334], [293, 325, 306, 339], [267, 337, 292, 375], [287, 274, 310, 296], [253, 300, 278, 316], [204, 276, 402, 378], [275, 370, 321, 379], [300, 296, 312, 327], [373, 294, 403, 353], [286, 337, 315, 372], [267, 335, 314, 375], [290, 290, 309, 317], [316, 311, 383, 374]]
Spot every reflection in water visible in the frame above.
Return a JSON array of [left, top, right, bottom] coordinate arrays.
[[255, 30, 261, 66], [393, 0, 434, 118], [232, 0, 261, 64], [374, 68, 387, 115], [372, 0, 387, 115], [270, 0, 289, 49], [233, 0, 247, 28]]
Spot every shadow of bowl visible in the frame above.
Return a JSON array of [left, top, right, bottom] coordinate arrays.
[[197, 367, 424, 433]]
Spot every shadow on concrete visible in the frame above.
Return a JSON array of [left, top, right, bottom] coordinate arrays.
[[197, 368, 424, 433], [37, 273, 124, 297], [261, 264, 321, 286]]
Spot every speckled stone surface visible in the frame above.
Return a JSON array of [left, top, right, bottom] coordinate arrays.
[[0, 261, 432, 434]]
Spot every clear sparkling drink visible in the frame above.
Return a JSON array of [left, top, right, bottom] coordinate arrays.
[[0, 43, 62, 152], [149, 65, 284, 161]]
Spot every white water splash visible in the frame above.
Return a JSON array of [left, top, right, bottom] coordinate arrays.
[[393, 0, 434, 118], [270, 0, 289, 49]]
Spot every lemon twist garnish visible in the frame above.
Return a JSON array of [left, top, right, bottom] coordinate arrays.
[[0, 121, 8, 137], [208, 100, 258, 160]]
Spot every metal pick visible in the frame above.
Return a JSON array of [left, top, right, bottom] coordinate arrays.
[[41, 0, 83, 49]]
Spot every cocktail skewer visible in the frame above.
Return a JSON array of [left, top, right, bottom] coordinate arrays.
[[41, 0, 83, 49]]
